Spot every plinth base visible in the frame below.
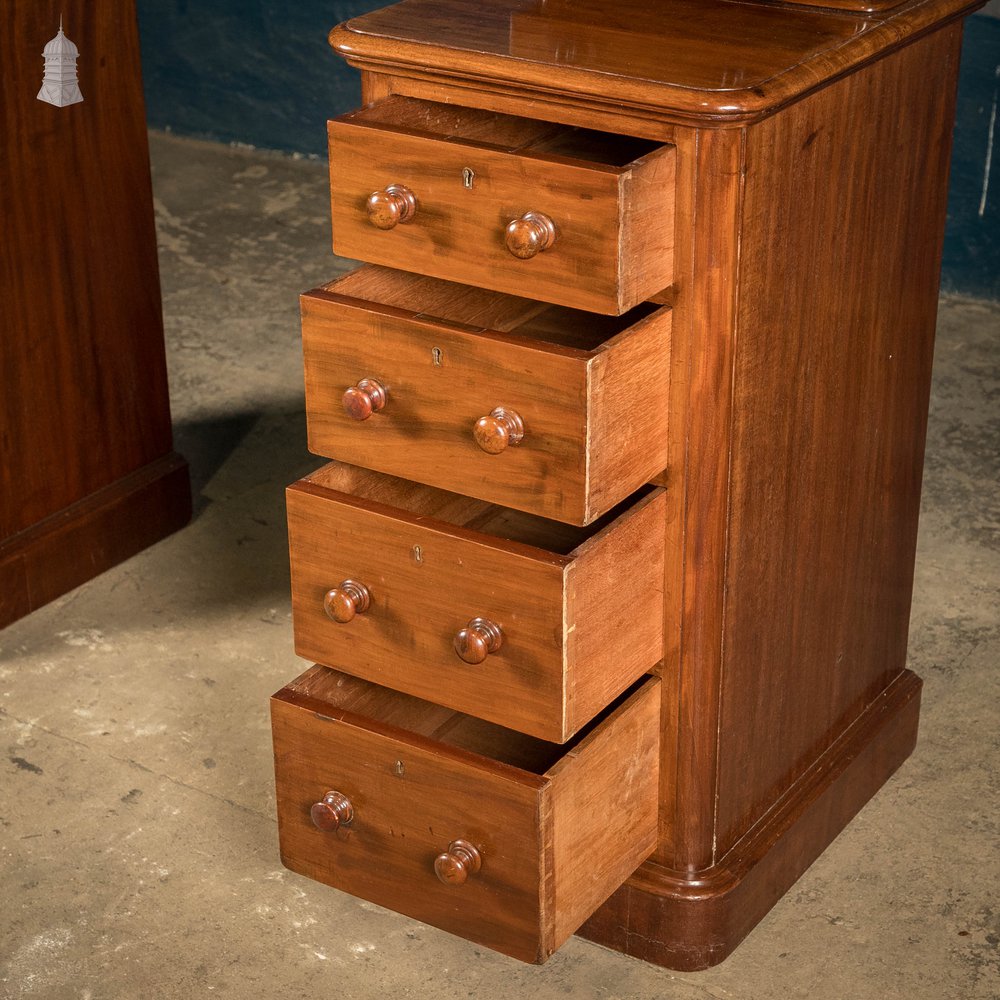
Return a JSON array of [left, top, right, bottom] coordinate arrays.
[[0, 453, 191, 628], [579, 669, 922, 970]]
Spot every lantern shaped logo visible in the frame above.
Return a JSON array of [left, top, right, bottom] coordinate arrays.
[[37, 18, 84, 108]]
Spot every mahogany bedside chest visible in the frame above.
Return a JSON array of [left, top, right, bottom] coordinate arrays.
[[271, 0, 983, 970]]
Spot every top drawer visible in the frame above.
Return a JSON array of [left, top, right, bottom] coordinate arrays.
[[329, 96, 675, 316]]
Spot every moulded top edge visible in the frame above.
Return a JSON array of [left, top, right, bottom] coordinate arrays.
[[329, 0, 984, 124]]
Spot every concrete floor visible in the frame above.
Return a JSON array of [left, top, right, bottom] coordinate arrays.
[[1, 132, 998, 1000]]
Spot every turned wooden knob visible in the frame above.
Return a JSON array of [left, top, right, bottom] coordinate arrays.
[[434, 839, 482, 885], [342, 377, 387, 421], [310, 791, 354, 831], [323, 581, 371, 623], [367, 184, 417, 229], [505, 211, 557, 259], [453, 617, 503, 664], [473, 407, 524, 455]]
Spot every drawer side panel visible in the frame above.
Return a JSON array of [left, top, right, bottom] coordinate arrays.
[[586, 307, 672, 522], [547, 677, 661, 953], [565, 490, 667, 734], [619, 145, 677, 311]]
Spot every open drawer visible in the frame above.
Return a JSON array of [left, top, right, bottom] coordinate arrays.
[[272, 665, 660, 963], [301, 265, 671, 526], [287, 461, 665, 743], [328, 96, 675, 315]]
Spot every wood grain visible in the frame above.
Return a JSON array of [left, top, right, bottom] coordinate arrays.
[[382, 72, 680, 144], [713, 23, 963, 856], [328, 96, 675, 314], [301, 265, 671, 525], [272, 666, 660, 962], [776, 0, 907, 10], [0, 0, 190, 624], [580, 15, 965, 966], [656, 127, 745, 872], [286, 462, 664, 742], [564, 491, 665, 733], [584, 299, 672, 527]]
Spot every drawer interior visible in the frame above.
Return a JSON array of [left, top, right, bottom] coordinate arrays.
[[342, 94, 664, 168], [284, 663, 651, 776], [302, 460, 656, 557], [326, 265, 664, 353]]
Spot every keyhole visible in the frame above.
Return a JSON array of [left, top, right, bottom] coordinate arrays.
[[431, 347, 443, 366], [462, 167, 475, 189], [412, 545, 423, 565]]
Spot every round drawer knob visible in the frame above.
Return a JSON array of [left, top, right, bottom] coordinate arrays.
[[310, 791, 354, 832], [434, 839, 482, 885], [342, 377, 387, 421], [473, 407, 524, 455], [504, 211, 557, 259], [323, 581, 371, 624], [453, 617, 503, 665], [367, 184, 417, 230]]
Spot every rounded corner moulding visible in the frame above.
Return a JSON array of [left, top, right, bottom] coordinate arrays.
[[327, 0, 985, 126]]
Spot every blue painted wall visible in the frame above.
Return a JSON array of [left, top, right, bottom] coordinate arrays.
[[136, 3, 1000, 299], [137, 1, 382, 155], [942, 15, 1000, 299]]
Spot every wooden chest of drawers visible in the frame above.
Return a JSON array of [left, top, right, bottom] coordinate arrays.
[[272, 0, 984, 971]]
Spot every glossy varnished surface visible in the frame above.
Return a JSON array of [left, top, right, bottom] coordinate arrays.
[[330, 0, 983, 124], [1, 0, 173, 538], [714, 21, 962, 856]]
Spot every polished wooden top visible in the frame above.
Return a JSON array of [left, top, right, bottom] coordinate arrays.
[[330, 0, 983, 125]]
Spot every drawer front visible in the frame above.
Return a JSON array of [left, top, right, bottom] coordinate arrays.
[[301, 269, 672, 526], [328, 104, 675, 316], [271, 667, 661, 964], [287, 463, 666, 743]]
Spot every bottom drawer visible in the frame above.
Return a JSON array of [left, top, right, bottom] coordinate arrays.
[[271, 665, 660, 963]]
